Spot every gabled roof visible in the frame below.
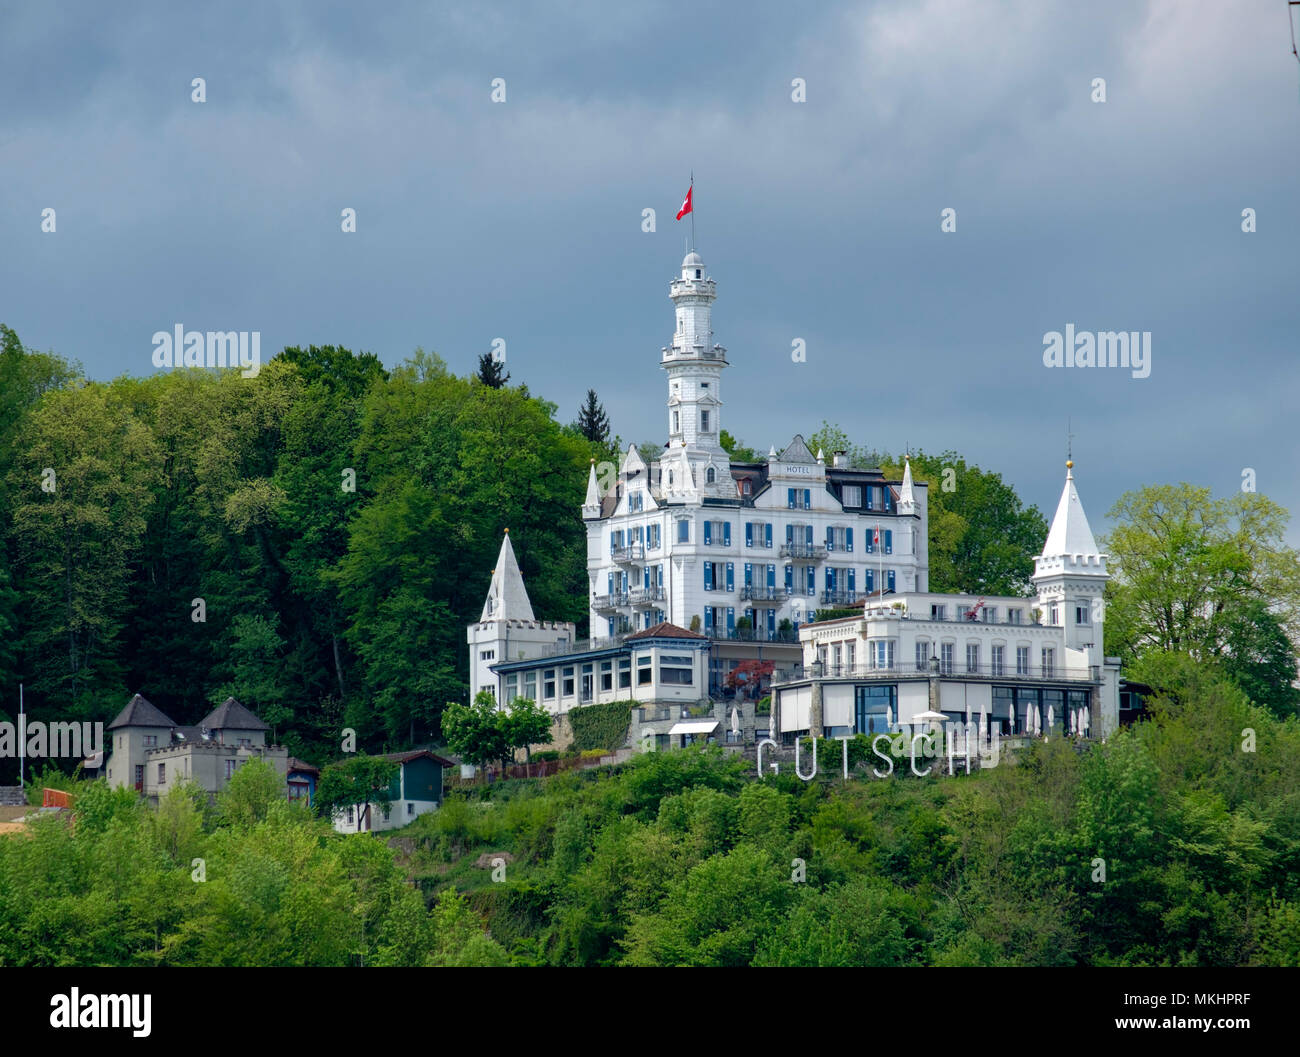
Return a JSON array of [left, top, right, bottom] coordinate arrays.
[[200, 697, 269, 732], [377, 749, 455, 768], [480, 530, 536, 623], [625, 621, 707, 641], [778, 435, 816, 464], [287, 757, 320, 776], [108, 693, 177, 731]]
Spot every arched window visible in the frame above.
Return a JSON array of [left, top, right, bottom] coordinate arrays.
[[706, 466, 716, 484]]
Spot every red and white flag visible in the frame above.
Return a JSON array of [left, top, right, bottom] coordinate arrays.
[[873, 525, 881, 546], [675, 184, 693, 220]]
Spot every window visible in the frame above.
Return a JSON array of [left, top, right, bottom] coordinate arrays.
[[677, 520, 689, 543], [143, 735, 157, 748], [660, 654, 695, 685], [600, 660, 613, 692], [1075, 604, 1090, 626], [966, 643, 980, 673], [225, 759, 238, 779], [407, 802, 415, 816], [1042, 648, 1055, 677], [237, 738, 251, 748], [479, 649, 495, 661], [672, 410, 679, 433], [855, 684, 895, 735], [637, 654, 653, 686], [1016, 646, 1030, 675], [382, 807, 390, 822], [619, 658, 632, 689], [873, 640, 895, 669], [991, 645, 1005, 676], [982, 606, 997, 623], [841, 484, 862, 507], [562, 667, 575, 696], [931, 604, 947, 621], [157, 762, 166, 784], [505, 674, 518, 701], [831, 644, 842, 673], [581, 664, 594, 702], [706, 466, 716, 483], [940, 642, 954, 675], [701, 410, 710, 433], [847, 641, 856, 667], [916, 640, 930, 669], [742, 479, 752, 496], [1008, 608, 1023, 625], [1050, 604, 1060, 626], [347, 806, 355, 824], [648, 524, 660, 549]]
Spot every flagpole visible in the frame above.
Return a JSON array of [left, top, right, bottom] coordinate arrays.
[[18, 683, 24, 787], [690, 174, 695, 250]]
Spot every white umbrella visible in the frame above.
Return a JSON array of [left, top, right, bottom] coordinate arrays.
[[730, 707, 741, 735], [886, 705, 893, 728], [1047, 704, 1055, 731], [978, 706, 988, 745]]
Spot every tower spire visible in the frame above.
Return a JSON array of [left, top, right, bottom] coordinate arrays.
[[480, 529, 535, 622]]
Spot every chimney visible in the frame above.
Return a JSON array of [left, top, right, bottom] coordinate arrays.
[[832, 450, 848, 468]]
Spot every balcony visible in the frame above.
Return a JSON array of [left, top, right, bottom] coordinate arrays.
[[820, 589, 858, 606], [611, 543, 644, 564], [592, 593, 629, 613], [741, 585, 789, 602], [779, 542, 828, 561], [705, 627, 800, 644], [774, 661, 1100, 684], [628, 586, 665, 607]]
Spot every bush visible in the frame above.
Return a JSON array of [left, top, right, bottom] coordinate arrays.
[[580, 748, 608, 759], [569, 700, 632, 753]]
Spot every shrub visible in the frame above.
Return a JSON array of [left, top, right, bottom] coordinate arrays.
[[569, 700, 632, 753]]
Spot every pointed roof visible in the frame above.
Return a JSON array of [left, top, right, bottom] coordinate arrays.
[[583, 460, 601, 512], [480, 530, 535, 622], [778, 435, 816, 464], [898, 457, 916, 513], [108, 693, 176, 730], [201, 697, 269, 732], [1036, 462, 1107, 576]]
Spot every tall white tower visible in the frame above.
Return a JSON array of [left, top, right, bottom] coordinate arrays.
[[662, 251, 728, 472], [1032, 460, 1109, 660]]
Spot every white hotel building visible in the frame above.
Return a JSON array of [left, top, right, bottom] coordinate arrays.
[[468, 248, 1122, 747]]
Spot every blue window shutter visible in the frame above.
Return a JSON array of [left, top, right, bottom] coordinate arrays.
[[704, 521, 712, 545], [726, 563, 734, 592], [807, 567, 815, 593], [805, 525, 813, 548], [744, 562, 753, 586], [788, 488, 795, 509], [848, 568, 856, 591], [644, 567, 650, 589], [785, 564, 793, 589], [608, 619, 615, 637], [724, 522, 731, 546], [826, 525, 834, 550], [765, 524, 773, 548], [727, 607, 735, 632], [885, 529, 893, 554], [866, 569, 874, 594], [704, 608, 713, 630], [847, 527, 853, 552], [767, 564, 776, 588], [704, 563, 712, 590], [804, 489, 811, 509], [786, 524, 794, 544], [745, 522, 753, 547], [888, 570, 896, 591], [607, 573, 613, 593]]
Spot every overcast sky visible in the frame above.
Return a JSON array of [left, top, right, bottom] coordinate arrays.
[[3, 0, 1298, 542]]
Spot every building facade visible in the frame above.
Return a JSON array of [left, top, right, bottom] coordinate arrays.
[[331, 750, 452, 834], [772, 462, 1122, 741], [581, 252, 929, 658]]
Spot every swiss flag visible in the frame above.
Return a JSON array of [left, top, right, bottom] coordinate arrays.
[[675, 184, 693, 220], [873, 526, 881, 545]]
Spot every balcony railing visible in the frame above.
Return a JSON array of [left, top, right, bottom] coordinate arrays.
[[779, 543, 827, 561], [775, 661, 1099, 684], [628, 587, 665, 607], [704, 627, 800, 644], [611, 543, 644, 564], [820, 589, 858, 606], [741, 585, 788, 602], [592, 593, 629, 613]]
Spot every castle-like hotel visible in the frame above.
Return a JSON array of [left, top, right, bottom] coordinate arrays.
[[468, 251, 1124, 749]]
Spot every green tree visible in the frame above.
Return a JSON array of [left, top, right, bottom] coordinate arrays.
[[315, 755, 400, 824], [576, 388, 610, 445], [475, 352, 510, 388], [503, 696, 553, 766], [442, 690, 510, 771], [218, 756, 290, 828]]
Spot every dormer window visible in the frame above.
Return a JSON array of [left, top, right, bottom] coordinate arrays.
[[695, 269, 701, 278], [706, 467, 716, 484]]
